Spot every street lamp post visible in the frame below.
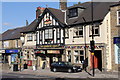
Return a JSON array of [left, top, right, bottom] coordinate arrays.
[[91, 0, 95, 77]]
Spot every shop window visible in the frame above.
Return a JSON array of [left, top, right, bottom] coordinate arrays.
[[89, 25, 100, 36], [27, 33, 33, 41], [73, 27, 83, 38], [74, 50, 84, 64], [67, 50, 71, 62]]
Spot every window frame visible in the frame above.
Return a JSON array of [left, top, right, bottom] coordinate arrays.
[[44, 29, 53, 40], [89, 25, 100, 37], [117, 10, 120, 25], [27, 33, 33, 41], [73, 27, 83, 38], [69, 8, 78, 18], [74, 50, 84, 64], [65, 28, 69, 38], [67, 50, 71, 62]]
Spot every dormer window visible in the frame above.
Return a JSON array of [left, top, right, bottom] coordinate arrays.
[[69, 8, 78, 18]]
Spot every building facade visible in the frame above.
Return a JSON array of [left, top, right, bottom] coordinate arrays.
[[109, 4, 120, 71], [1, 27, 25, 67], [35, 8, 66, 68]]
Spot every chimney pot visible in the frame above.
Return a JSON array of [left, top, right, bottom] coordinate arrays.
[[60, 0, 67, 10], [36, 7, 45, 19]]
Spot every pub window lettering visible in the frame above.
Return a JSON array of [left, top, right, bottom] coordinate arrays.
[[27, 33, 33, 41], [74, 27, 83, 37], [117, 10, 120, 25]]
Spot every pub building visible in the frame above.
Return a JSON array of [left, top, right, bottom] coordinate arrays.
[[35, 7, 67, 68]]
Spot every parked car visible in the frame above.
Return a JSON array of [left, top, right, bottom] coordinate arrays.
[[50, 61, 82, 73]]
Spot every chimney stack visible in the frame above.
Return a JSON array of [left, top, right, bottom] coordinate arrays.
[[60, 0, 67, 10], [36, 7, 45, 19], [26, 20, 28, 26]]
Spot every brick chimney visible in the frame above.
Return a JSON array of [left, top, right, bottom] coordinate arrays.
[[59, 0, 67, 10], [36, 7, 45, 19]]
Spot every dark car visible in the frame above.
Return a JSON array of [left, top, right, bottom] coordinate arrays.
[[50, 61, 82, 73]]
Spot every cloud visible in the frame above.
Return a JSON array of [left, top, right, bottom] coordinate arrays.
[[2, 22, 12, 26]]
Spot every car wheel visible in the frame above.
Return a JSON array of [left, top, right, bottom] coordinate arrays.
[[68, 69, 72, 73], [53, 68, 57, 72]]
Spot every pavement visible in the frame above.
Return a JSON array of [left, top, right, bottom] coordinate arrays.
[[2, 67, 119, 78], [1, 63, 120, 79]]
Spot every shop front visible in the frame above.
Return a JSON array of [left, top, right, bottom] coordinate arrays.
[[35, 47, 64, 68], [4, 49, 20, 65], [65, 44, 105, 71]]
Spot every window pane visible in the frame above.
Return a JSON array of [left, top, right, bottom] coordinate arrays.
[[95, 28, 99, 34], [80, 56, 84, 63], [119, 11, 120, 17], [79, 31, 83, 36], [68, 51, 71, 62], [80, 51, 84, 55], [119, 18, 120, 24], [75, 56, 79, 63], [74, 50, 79, 55]]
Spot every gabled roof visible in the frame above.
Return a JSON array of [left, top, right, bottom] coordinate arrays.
[[66, 2, 117, 26], [47, 8, 65, 24], [2, 26, 27, 40]]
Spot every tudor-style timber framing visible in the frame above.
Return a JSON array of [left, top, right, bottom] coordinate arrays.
[[35, 8, 66, 68]]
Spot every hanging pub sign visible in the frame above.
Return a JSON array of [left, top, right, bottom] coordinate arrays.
[[5, 49, 19, 53], [44, 16, 52, 25], [114, 37, 120, 44], [47, 50, 60, 54]]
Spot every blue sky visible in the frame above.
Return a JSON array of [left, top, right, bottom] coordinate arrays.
[[1, 1, 90, 33]]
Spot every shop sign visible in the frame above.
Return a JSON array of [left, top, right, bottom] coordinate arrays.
[[38, 45, 60, 48], [0, 50, 5, 53], [114, 37, 120, 44], [5, 49, 19, 53], [35, 50, 45, 54], [47, 50, 60, 54]]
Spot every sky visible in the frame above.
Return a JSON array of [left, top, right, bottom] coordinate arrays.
[[1, 0, 91, 33]]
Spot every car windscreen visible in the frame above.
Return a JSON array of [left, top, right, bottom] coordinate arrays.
[[64, 62, 72, 66]]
